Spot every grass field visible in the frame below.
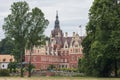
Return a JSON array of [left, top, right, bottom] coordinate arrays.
[[0, 77, 120, 80]]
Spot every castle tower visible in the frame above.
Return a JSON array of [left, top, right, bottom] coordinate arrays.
[[51, 11, 63, 38], [54, 11, 60, 28]]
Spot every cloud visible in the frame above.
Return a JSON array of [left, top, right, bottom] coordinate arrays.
[[0, 0, 94, 40]]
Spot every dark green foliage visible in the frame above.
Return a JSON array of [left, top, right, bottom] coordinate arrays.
[[3, 2, 29, 77], [26, 7, 48, 77], [0, 69, 10, 76], [11, 45, 22, 62], [2, 1, 48, 77], [78, 58, 84, 73], [82, 0, 120, 77], [27, 63, 35, 71], [0, 37, 15, 54], [8, 62, 17, 73], [0, 37, 21, 62], [47, 64, 56, 71]]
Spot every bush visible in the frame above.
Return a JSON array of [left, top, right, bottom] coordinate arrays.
[[8, 62, 17, 73], [47, 64, 56, 71], [0, 69, 10, 76]]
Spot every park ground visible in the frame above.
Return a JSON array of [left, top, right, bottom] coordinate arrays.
[[0, 77, 120, 80]]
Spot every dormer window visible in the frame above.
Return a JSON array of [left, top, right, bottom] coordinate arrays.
[[65, 45, 68, 48], [74, 41, 79, 47], [75, 45, 78, 47]]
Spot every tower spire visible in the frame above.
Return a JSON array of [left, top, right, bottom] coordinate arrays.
[[56, 10, 58, 19], [54, 11, 60, 28]]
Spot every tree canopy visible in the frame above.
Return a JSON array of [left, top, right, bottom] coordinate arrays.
[[82, 0, 120, 77], [3, 1, 49, 77], [0, 37, 15, 54]]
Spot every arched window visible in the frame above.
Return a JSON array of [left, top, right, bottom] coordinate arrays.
[[73, 41, 79, 48], [65, 45, 68, 48]]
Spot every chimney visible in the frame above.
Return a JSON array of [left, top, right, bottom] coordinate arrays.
[[46, 41, 48, 46], [73, 32, 75, 37], [65, 32, 68, 37]]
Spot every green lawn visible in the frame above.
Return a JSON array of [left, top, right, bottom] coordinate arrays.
[[0, 77, 120, 80]]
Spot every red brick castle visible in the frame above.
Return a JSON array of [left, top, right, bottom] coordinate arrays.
[[25, 12, 84, 70]]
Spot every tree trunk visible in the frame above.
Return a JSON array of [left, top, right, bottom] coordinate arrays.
[[28, 45, 33, 77], [20, 48, 24, 77], [114, 58, 118, 77]]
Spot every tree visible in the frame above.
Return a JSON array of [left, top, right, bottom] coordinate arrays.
[[11, 42, 22, 62], [78, 58, 82, 73], [3, 1, 29, 77], [0, 37, 15, 54], [8, 62, 17, 73], [82, 0, 120, 77], [3, 1, 48, 77], [26, 7, 48, 77]]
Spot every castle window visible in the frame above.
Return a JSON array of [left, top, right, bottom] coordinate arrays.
[[65, 59, 67, 62], [2, 65, 4, 68], [75, 49, 78, 53], [3, 58, 6, 62], [71, 56, 75, 61], [10, 59, 13, 62], [59, 65, 61, 68], [71, 49, 72, 52], [33, 56, 36, 62], [74, 41, 79, 47], [72, 64, 75, 68], [65, 65, 67, 68], [61, 59, 63, 62], [65, 46, 67, 48], [75, 45, 78, 47]]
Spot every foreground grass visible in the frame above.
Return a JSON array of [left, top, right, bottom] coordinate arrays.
[[0, 77, 120, 80]]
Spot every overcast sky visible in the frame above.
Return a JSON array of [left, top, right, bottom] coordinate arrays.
[[0, 0, 94, 40]]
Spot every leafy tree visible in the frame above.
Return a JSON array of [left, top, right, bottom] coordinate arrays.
[[11, 43, 22, 62], [3, 1, 48, 77], [78, 58, 83, 73], [8, 62, 17, 73], [82, 0, 120, 77], [26, 7, 48, 77], [0, 37, 15, 54], [0, 37, 21, 62], [3, 1, 29, 77]]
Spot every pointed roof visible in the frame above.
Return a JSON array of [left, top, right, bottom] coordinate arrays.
[[54, 11, 60, 28]]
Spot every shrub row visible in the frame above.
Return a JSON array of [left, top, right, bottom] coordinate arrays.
[[0, 69, 10, 76]]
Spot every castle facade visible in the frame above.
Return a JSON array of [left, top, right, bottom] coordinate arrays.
[[25, 12, 83, 70]]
